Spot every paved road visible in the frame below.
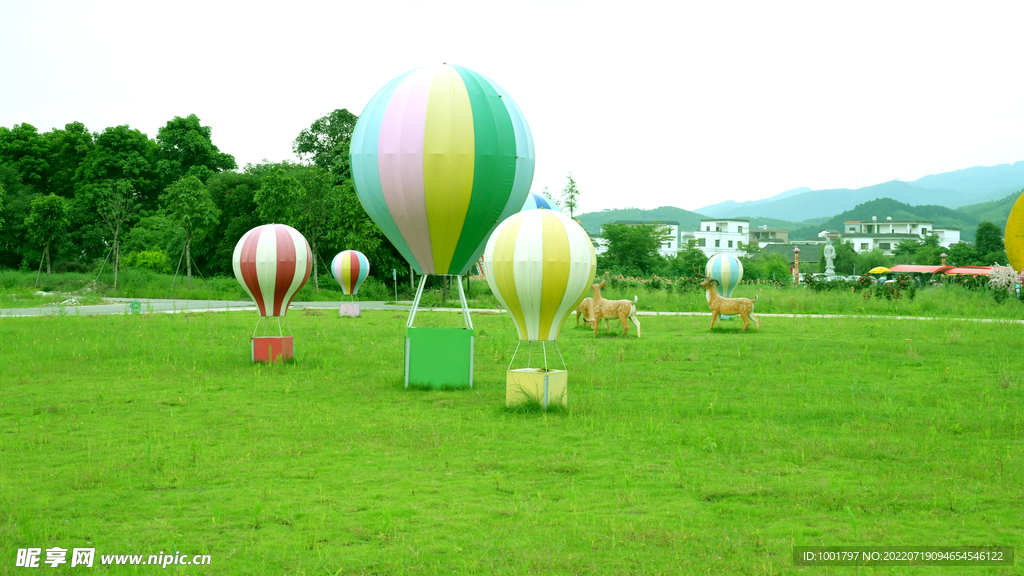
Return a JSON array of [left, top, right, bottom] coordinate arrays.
[[3, 297, 1023, 324]]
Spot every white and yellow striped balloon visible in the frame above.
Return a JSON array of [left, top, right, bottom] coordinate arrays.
[[483, 210, 596, 342]]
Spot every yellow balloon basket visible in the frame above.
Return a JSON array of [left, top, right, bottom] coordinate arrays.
[[506, 368, 567, 409]]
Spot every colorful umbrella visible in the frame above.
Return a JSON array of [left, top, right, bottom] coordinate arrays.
[[483, 210, 596, 342], [520, 192, 562, 212], [868, 266, 891, 274], [350, 64, 535, 275], [331, 250, 370, 295], [232, 224, 312, 317]]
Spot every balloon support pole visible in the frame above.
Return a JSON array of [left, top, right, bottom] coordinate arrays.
[[404, 274, 474, 389], [505, 341, 568, 408], [251, 317, 294, 363]]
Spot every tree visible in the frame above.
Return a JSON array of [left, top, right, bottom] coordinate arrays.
[[74, 125, 160, 210], [24, 194, 69, 285], [974, 221, 1006, 264], [947, 242, 976, 267], [539, 186, 563, 210], [0, 182, 5, 232], [561, 172, 580, 219], [600, 223, 670, 274], [0, 123, 50, 187], [334, 179, 406, 281], [92, 180, 139, 290], [160, 176, 220, 288], [255, 166, 341, 291], [203, 171, 264, 276], [293, 109, 359, 177], [155, 114, 236, 187], [43, 121, 94, 197], [668, 246, 709, 277]]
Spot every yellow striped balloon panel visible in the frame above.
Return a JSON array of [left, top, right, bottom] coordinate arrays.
[[483, 210, 596, 342]]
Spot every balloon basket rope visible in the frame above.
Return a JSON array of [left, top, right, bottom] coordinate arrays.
[[251, 316, 291, 338], [508, 341, 567, 372]]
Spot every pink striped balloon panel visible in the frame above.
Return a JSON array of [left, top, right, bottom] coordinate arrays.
[[232, 224, 312, 317]]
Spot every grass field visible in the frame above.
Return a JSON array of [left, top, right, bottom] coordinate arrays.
[[1, 307, 1023, 574]]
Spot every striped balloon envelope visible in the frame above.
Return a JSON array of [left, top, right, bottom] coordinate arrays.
[[520, 192, 562, 212], [232, 224, 312, 317], [483, 210, 596, 342], [331, 250, 370, 295], [705, 254, 744, 302], [1006, 191, 1024, 271], [350, 64, 535, 276]]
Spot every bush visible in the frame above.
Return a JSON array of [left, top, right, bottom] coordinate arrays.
[[122, 250, 173, 274]]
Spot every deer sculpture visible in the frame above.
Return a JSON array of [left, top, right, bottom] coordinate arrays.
[[588, 280, 641, 337], [700, 275, 759, 331]]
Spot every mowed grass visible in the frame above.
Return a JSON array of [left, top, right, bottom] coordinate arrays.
[[0, 308, 1022, 575]]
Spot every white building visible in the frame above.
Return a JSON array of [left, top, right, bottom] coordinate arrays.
[[694, 218, 749, 257], [843, 216, 961, 254]]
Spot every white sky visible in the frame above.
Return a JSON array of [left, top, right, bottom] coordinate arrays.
[[2, 0, 1022, 212]]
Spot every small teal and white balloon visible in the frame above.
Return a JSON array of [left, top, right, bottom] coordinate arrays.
[[705, 254, 744, 317]]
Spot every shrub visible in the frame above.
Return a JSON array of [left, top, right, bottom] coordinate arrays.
[[123, 250, 173, 274]]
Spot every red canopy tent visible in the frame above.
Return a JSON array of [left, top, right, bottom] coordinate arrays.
[[944, 266, 992, 276], [889, 265, 953, 274]]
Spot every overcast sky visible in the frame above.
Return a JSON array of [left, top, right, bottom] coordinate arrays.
[[2, 0, 1022, 212]]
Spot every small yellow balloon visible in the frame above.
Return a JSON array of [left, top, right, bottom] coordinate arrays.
[[1006, 191, 1024, 271]]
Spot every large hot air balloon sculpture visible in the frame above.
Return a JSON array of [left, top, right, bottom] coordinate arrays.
[[232, 224, 312, 362], [705, 254, 744, 320], [483, 210, 596, 408], [1006, 191, 1024, 272], [331, 250, 369, 317], [350, 63, 535, 388], [520, 192, 562, 212]]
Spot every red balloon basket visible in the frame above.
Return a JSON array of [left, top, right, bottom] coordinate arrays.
[[252, 336, 294, 363]]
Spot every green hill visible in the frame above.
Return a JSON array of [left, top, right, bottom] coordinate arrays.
[[958, 189, 1023, 228], [788, 198, 983, 242], [575, 207, 815, 237]]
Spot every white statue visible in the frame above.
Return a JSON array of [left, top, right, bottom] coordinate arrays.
[[824, 238, 836, 276]]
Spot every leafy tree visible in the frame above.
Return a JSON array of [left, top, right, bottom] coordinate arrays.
[[0, 165, 37, 268], [160, 176, 220, 288], [761, 253, 792, 281], [91, 180, 139, 290], [539, 186, 563, 210], [0, 123, 50, 187], [24, 194, 69, 285], [293, 109, 359, 177], [203, 171, 264, 276], [74, 125, 160, 210], [255, 166, 341, 290], [947, 241, 976, 267], [561, 172, 580, 219], [599, 223, 670, 274], [974, 221, 1006, 264], [155, 114, 236, 187], [334, 179, 406, 281], [43, 121, 94, 197], [0, 182, 5, 232], [668, 246, 709, 277], [854, 249, 892, 274]]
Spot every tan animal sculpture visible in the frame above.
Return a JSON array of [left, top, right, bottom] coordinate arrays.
[[700, 276, 759, 331], [588, 280, 641, 337]]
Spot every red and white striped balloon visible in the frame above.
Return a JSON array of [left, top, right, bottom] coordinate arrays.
[[232, 224, 312, 317]]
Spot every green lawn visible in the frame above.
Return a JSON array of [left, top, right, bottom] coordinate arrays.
[[1, 308, 1022, 574]]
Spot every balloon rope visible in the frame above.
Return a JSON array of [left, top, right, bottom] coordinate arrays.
[[542, 342, 548, 371], [507, 341, 522, 372], [555, 341, 567, 371], [251, 316, 263, 338], [456, 274, 473, 330], [277, 317, 282, 338], [527, 341, 533, 369], [406, 274, 428, 328]]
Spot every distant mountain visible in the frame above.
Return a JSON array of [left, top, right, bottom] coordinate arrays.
[[695, 161, 1024, 221], [911, 161, 1024, 195], [788, 198, 985, 242], [696, 187, 812, 217]]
